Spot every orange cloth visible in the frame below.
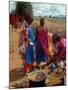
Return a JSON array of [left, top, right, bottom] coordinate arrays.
[[24, 64, 33, 73], [48, 32, 54, 57]]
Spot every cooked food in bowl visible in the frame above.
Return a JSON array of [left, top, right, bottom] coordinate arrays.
[[28, 70, 47, 82]]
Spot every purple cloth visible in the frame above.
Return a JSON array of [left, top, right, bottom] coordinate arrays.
[[38, 27, 48, 55], [35, 26, 48, 63]]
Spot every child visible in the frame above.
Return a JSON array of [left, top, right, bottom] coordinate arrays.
[[35, 17, 48, 67]]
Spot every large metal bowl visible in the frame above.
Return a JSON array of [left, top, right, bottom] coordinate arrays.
[[28, 70, 47, 87]]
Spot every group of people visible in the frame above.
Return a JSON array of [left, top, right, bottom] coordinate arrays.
[[11, 14, 66, 76], [10, 15, 23, 29]]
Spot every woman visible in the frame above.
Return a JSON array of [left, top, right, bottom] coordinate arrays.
[[52, 34, 66, 64], [18, 18, 28, 59], [35, 17, 48, 66], [23, 14, 34, 73]]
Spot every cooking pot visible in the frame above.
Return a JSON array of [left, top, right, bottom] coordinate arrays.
[[28, 70, 47, 87]]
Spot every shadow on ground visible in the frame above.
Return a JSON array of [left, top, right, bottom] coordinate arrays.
[[9, 68, 25, 82]]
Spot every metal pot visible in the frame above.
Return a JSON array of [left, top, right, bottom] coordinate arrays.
[[28, 70, 47, 87]]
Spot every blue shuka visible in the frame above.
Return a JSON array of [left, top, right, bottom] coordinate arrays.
[[25, 25, 34, 64]]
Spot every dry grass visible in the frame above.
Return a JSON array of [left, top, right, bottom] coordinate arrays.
[[32, 17, 66, 37]]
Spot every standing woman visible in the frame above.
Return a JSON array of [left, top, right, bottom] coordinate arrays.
[[23, 14, 34, 74], [35, 17, 48, 66]]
